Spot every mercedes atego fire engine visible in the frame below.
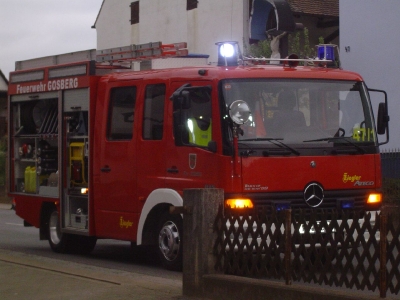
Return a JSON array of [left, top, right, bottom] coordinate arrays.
[[7, 41, 389, 270]]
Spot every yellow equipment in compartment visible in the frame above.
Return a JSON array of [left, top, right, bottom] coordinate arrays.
[[24, 166, 36, 193], [69, 142, 87, 186]]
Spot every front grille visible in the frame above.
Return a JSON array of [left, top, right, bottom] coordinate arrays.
[[227, 189, 373, 211]]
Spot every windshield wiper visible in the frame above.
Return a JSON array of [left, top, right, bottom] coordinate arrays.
[[240, 138, 300, 156], [303, 137, 366, 154]]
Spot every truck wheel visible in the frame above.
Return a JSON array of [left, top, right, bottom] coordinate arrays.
[[48, 210, 97, 254], [68, 235, 97, 254], [157, 213, 183, 271], [48, 209, 69, 253]]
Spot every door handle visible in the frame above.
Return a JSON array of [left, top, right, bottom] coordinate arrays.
[[167, 167, 179, 174], [101, 166, 111, 173]]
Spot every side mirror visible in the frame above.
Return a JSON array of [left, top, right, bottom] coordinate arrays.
[[368, 88, 389, 145], [173, 110, 189, 146], [172, 90, 191, 110], [377, 102, 389, 135], [171, 85, 212, 110]]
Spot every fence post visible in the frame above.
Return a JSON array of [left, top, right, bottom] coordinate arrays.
[[182, 188, 224, 297], [379, 208, 388, 298], [284, 209, 292, 285]]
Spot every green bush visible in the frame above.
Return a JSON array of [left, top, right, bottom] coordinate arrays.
[[288, 27, 315, 60], [246, 39, 272, 58], [244, 28, 315, 65]]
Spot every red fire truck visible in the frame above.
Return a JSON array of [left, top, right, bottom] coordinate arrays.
[[7, 41, 389, 270]]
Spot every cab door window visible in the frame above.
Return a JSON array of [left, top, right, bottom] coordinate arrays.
[[143, 84, 166, 140], [187, 90, 212, 147], [107, 87, 136, 140], [172, 85, 212, 147]]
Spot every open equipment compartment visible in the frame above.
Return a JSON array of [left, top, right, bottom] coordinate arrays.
[[10, 94, 60, 197], [63, 88, 90, 232]]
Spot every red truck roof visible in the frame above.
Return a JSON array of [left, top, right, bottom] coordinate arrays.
[[104, 64, 364, 82]]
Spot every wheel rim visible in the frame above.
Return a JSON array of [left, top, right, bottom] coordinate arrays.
[[49, 211, 61, 245], [158, 220, 180, 262]]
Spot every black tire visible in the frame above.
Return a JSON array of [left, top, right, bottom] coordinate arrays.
[[157, 212, 183, 271], [47, 209, 97, 254], [68, 235, 97, 254], [47, 209, 69, 253]]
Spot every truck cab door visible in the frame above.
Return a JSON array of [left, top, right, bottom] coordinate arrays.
[[93, 80, 140, 239], [165, 81, 220, 193], [136, 83, 168, 210]]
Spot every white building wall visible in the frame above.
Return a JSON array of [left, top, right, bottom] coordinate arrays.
[[95, 0, 132, 50], [134, 0, 187, 45], [0, 78, 7, 92], [96, 0, 247, 65], [187, 0, 245, 64], [340, 0, 400, 149], [134, 0, 245, 64]]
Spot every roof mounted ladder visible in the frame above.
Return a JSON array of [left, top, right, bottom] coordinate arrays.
[[96, 42, 188, 65]]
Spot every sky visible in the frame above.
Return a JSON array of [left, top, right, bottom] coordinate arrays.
[[0, 0, 103, 80]]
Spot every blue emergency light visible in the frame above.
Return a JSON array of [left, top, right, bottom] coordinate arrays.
[[216, 41, 240, 67], [317, 44, 335, 61], [275, 202, 291, 211], [340, 199, 354, 209]]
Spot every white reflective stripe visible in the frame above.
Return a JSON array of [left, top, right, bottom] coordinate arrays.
[[136, 189, 183, 245]]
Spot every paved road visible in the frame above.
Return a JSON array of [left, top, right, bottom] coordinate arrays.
[[0, 204, 171, 274], [0, 204, 203, 300]]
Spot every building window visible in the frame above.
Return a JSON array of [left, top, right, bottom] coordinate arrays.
[[130, 1, 139, 25], [143, 84, 166, 140], [107, 87, 136, 140], [187, 0, 198, 11]]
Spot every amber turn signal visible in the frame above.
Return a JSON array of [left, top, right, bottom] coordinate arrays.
[[367, 193, 382, 204], [225, 198, 254, 209]]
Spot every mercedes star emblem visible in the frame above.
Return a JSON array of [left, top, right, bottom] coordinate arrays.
[[304, 183, 324, 207]]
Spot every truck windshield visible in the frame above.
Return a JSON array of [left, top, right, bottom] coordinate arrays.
[[221, 79, 376, 147]]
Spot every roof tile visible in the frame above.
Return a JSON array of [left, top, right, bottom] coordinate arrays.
[[287, 0, 339, 17]]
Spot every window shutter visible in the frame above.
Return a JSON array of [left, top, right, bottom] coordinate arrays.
[[130, 2, 139, 25], [187, 0, 198, 11]]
